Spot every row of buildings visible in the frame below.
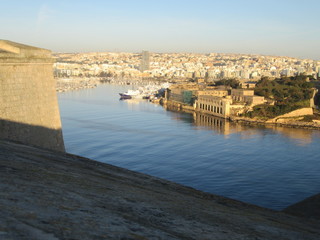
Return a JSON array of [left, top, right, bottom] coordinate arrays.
[[165, 83, 266, 119], [53, 51, 320, 81]]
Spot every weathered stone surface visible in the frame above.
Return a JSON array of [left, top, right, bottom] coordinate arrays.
[[267, 108, 314, 123], [284, 194, 320, 220], [0, 40, 64, 151], [1, 140, 319, 240]]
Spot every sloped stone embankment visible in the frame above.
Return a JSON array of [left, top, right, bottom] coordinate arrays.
[[0, 140, 319, 239]]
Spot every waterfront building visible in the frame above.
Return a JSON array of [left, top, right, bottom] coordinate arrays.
[[166, 83, 266, 118], [166, 84, 198, 104], [195, 95, 233, 118], [195, 93, 265, 118]]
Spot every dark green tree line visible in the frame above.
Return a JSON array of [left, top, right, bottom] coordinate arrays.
[[246, 76, 315, 119]]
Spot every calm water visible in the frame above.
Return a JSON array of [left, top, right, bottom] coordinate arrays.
[[58, 84, 320, 210]]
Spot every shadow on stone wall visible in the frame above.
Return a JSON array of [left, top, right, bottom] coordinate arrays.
[[0, 119, 65, 152], [283, 193, 320, 220]]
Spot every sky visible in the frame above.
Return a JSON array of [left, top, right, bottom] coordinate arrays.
[[1, 0, 319, 60]]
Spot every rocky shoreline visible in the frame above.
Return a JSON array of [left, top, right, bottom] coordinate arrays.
[[230, 116, 320, 130], [1, 140, 320, 239], [162, 100, 320, 131]]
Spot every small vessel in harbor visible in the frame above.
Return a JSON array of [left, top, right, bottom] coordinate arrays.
[[119, 89, 145, 99], [119, 82, 171, 100], [119, 93, 132, 99]]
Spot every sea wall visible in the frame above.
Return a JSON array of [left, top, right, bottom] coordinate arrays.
[[0, 40, 65, 151], [267, 107, 314, 123]]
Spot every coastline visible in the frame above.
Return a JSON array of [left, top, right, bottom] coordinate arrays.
[[55, 80, 320, 130], [230, 116, 320, 130], [161, 99, 320, 130]]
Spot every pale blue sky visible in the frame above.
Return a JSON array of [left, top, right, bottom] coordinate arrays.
[[1, 0, 319, 59]]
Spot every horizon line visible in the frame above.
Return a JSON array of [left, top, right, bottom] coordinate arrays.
[[52, 51, 320, 61]]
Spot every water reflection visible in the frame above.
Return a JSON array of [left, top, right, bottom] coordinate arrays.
[[193, 112, 230, 134], [169, 110, 319, 146], [121, 99, 142, 107], [119, 98, 147, 112], [267, 125, 320, 146], [192, 112, 268, 141]]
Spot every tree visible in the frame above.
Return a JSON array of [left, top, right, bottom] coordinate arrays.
[[246, 76, 315, 118], [215, 78, 240, 88]]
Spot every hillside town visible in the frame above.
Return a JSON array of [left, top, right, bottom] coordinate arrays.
[[54, 51, 320, 128], [53, 52, 320, 81]]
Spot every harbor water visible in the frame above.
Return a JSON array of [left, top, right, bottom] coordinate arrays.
[[58, 84, 320, 210]]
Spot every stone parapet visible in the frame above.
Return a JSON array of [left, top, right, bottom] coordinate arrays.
[[267, 108, 314, 123], [0, 40, 52, 59]]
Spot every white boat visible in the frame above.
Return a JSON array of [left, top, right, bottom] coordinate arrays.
[[119, 83, 171, 100], [119, 89, 145, 99]]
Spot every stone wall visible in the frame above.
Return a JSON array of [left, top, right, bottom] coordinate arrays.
[[267, 108, 314, 123], [0, 40, 65, 151]]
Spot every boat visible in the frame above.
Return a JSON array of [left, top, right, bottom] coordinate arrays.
[[119, 93, 132, 99], [119, 89, 144, 99], [119, 83, 171, 100]]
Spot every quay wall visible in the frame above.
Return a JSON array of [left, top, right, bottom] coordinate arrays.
[[163, 99, 320, 130], [267, 108, 314, 123], [0, 40, 65, 151]]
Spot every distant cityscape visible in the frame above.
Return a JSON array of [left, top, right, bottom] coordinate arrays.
[[53, 51, 320, 82]]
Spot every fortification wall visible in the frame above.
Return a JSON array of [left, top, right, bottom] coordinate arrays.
[[0, 40, 65, 151], [267, 108, 314, 123]]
